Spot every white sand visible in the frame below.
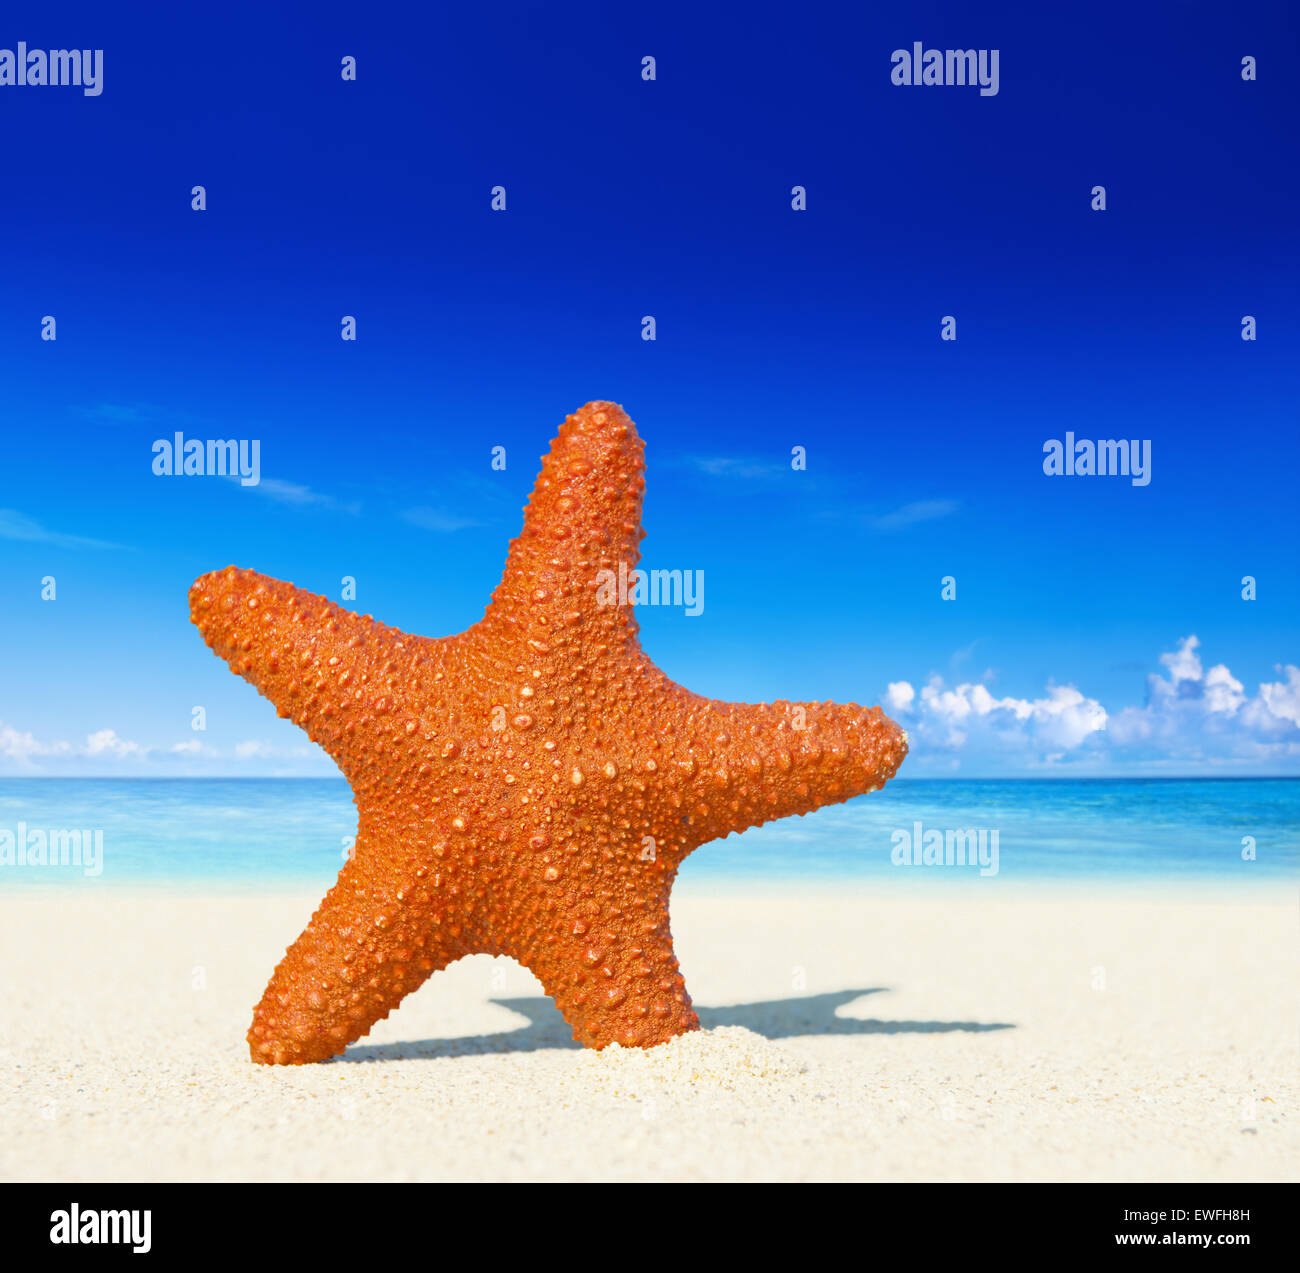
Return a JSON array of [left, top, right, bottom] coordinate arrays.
[[2, 882, 1295, 1182]]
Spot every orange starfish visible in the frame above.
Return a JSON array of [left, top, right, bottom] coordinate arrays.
[[190, 402, 908, 1063]]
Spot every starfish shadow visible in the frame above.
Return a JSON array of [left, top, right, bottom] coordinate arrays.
[[697, 989, 1014, 1038], [335, 989, 1014, 1062]]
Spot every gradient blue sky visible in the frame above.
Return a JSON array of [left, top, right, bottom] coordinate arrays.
[[1, 0, 1297, 776]]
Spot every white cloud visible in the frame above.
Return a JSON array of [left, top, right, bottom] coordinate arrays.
[[85, 729, 146, 758], [79, 402, 152, 423], [885, 681, 915, 713], [0, 728, 322, 774], [886, 636, 1298, 771], [1087, 637, 1299, 765], [233, 740, 316, 761], [0, 721, 326, 776], [896, 675, 1108, 754], [871, 499, 959, 532], [0, 722, 69, 761], [1, 720, 148, 764], [1028, 685, 1110, 749], [402, 505, 483, 533], [252, 479, 360, 515], [1203, 663, 1245, 714], [1242, 665, 1300, 732], [1159, 634, 1204, 685], [691, 456, 785, 480], [0, 509, 120, 550]]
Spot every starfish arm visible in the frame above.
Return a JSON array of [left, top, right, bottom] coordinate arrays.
[[482, 401, 646, 645], [189, 566, 428, 780], [667, 693, 909, 846], [247, 828, 467, 1065], [512, 887, 699, 1049]]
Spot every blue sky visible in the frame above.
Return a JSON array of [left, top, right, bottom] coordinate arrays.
[[1, 0, 1297, 777]]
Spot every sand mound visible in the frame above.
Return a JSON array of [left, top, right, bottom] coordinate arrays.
[[571, 1025, 806, 1097]]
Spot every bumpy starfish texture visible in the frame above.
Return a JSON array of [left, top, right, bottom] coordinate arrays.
[[190, 402, 908, 1063]]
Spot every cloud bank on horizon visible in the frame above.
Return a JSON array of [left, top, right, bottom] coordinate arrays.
[[885, 635, 1299, 774], [3, 635, 1296, 779]]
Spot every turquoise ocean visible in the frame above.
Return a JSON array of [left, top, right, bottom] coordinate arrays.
[[0, 778, 1295, 891]]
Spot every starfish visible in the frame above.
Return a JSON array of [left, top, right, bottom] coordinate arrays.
[[190, 402, 908, 1063]]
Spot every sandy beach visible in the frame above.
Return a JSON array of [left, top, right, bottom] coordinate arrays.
[[2, 883, 1295, 1182]]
